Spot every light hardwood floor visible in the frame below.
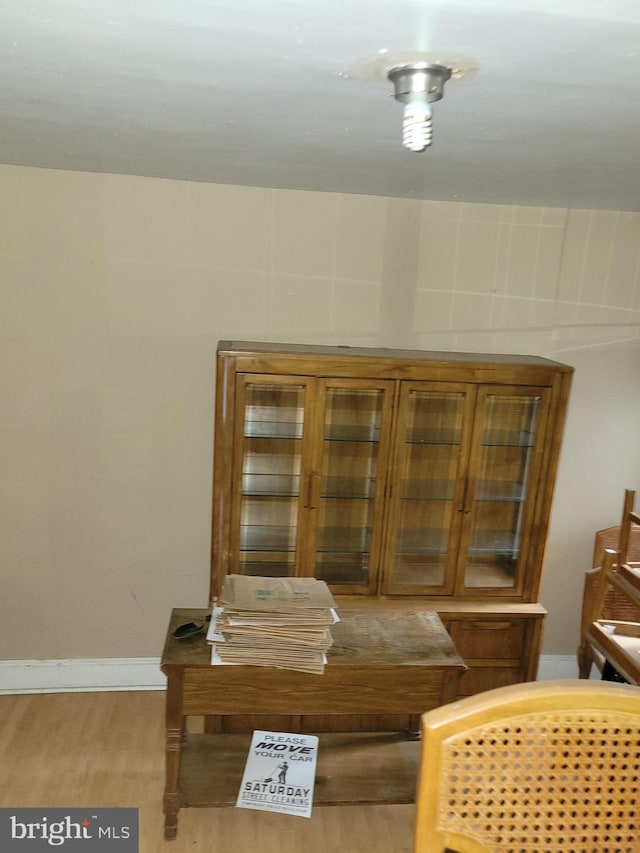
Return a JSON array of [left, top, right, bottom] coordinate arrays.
[[0, 691, 415, 852]]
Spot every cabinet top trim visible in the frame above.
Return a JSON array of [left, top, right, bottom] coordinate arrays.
[[218, 340, 573, 373]]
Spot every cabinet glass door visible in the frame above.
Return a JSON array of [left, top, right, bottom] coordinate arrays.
[[460, 387, 549, 593], [232, 376, 392, 591], [313, 381, 393, 594], [384, 384, 473, 594], [232, 376, 313, 577]]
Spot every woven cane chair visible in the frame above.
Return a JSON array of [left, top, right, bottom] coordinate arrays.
[[594, 489, 640, 570], [578, 489, 640, 678], [414, 679, 640, 853]]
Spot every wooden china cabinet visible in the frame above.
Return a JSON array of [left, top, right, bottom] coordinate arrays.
[[210, 340, 573, 717]]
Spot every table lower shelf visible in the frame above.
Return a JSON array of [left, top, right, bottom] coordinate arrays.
[[177, 731, 421, 808]]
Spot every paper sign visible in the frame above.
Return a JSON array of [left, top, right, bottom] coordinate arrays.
[[236, 730, 318, 818]]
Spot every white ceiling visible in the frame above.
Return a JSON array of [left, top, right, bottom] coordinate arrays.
[[2, 0, 640, 211]]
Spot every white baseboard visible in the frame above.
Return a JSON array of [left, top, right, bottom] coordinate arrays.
[[0, 654, 579, 695], [536, 654, 581, 680], [0, 657, 165, 694]]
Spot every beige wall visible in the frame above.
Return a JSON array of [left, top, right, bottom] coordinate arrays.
[[1, 164, 639, 661]]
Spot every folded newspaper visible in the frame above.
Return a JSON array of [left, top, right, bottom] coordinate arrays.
[[220, 574, 337, 612], [208, 575, 339, 673]]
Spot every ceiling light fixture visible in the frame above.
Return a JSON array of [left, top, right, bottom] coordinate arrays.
[[387, 63, 451, 153], [349, 51, 478, 155]]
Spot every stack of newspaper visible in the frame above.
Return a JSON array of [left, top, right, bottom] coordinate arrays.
[[207, 575, 338, 674]]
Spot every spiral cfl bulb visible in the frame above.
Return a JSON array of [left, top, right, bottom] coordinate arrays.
[[387, 63, 452, 153], [402, 95, 433, 152]]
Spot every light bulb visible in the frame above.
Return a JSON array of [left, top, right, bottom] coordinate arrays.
[[402, 94, 433, 152], [387, 63, 453, 153]]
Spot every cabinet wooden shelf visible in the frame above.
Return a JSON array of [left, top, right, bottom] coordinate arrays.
[[210, 341, 572, 700]]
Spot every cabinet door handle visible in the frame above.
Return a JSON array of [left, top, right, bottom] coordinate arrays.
[[306, 471, 319, 509], [458, 477, 475, 513], [463, 477, 475, 514], [457, 477, 467, 512]]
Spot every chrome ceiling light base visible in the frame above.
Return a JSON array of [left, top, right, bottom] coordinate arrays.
[[387, 63, 452, 152]]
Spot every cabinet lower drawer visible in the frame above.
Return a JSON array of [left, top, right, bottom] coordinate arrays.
[[455, 665, 524, 697], [440, 611, 545, 701], [447, 619, 526, 660]]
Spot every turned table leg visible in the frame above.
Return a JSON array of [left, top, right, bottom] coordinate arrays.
[[163, 668, 185, 840]]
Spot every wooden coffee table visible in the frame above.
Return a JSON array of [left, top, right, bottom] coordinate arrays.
[[160, 606, 465, 839]]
